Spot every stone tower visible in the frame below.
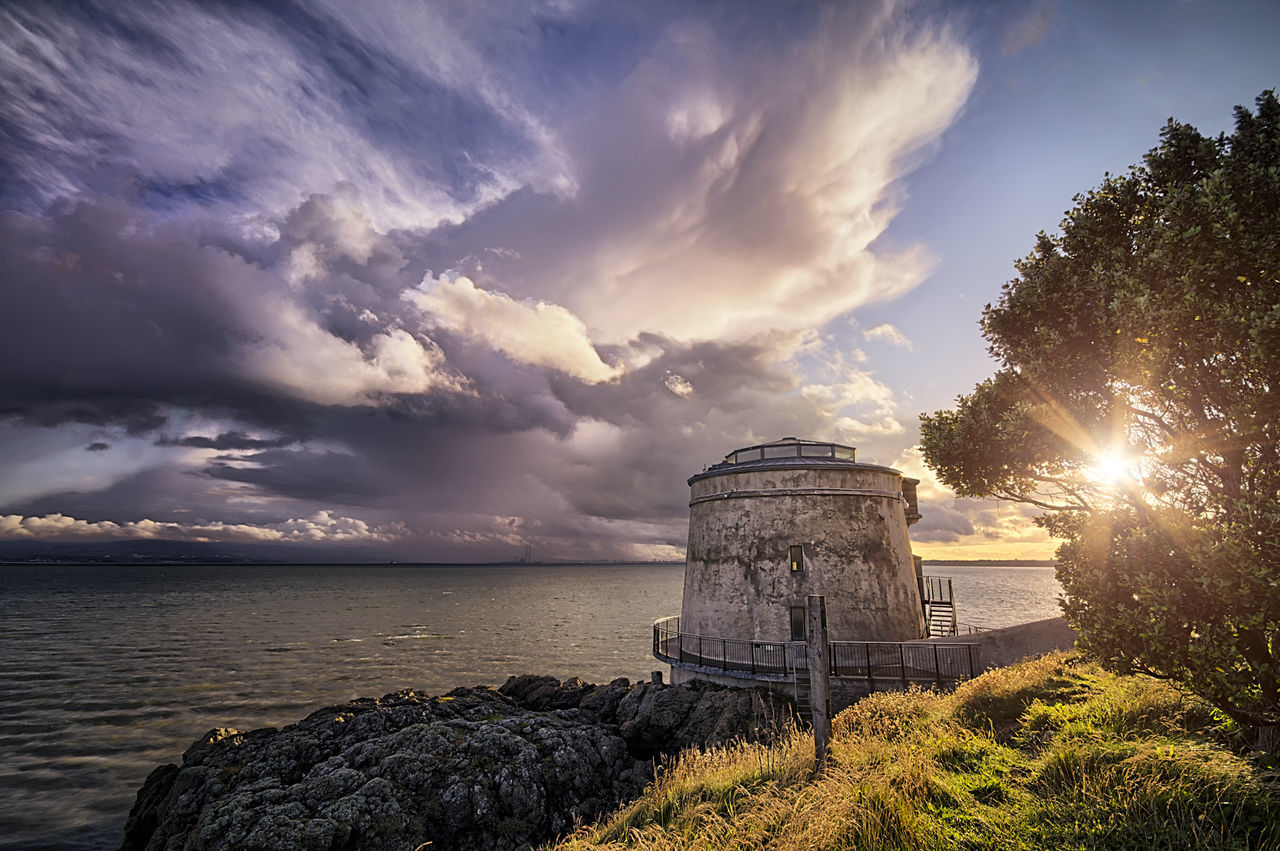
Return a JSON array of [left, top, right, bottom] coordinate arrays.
[[666, 436, 925, 685]]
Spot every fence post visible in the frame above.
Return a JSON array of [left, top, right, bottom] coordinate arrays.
[[806, 595, 831, 770], [934, 643, 942, 687]]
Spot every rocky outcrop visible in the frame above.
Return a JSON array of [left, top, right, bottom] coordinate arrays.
[[499, 674, 791, 758], [122, 677, 792, 851]]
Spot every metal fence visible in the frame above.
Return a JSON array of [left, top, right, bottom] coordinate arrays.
[[653, 616, 796, 676], [828, 640, 977, 687], [654, 616, 978, 686], [921, 574, 953, 605]]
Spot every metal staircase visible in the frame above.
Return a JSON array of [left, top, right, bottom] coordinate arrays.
[[921, 575, 958, 637], [927, 600, 957, 637]]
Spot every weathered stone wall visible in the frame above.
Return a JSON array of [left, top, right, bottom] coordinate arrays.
[[681, 463, 925, 644]]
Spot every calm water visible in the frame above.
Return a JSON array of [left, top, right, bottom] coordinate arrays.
[[0, 562, 1059, 849]]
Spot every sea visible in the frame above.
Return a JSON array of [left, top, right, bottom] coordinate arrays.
[[0, 562, 1061, 850]]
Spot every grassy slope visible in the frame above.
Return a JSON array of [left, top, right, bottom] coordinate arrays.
[[552, 653, 1280, 850]]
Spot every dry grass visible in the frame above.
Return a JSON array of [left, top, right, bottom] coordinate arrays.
[[550, 653, 1280, 851]]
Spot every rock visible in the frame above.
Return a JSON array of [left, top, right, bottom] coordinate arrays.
[[576, 677, 633, 724], [497, 674, 595, 710], [121, 762, 179, 846], [497, 674, 793, 751], [123, 676, 793, 851], [613, 680, 791, 758]]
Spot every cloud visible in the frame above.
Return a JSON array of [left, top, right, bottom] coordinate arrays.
[[406, 275, 620, 383], [796, 343, 906, 451], [890, 447, 1056, 557], [663, 373, 694, 398], [0, 1, 561, 229], [245, 319, 459, 406], [0, 510, 400, 544], [801, 371, 897, 420], [157, 432, 297, 451], [864, 324, 914, 350], [0, 1, 988, 561], [428, 3, 977, 345], [0, 198, 471, 420], [199, 447, 391, 506]]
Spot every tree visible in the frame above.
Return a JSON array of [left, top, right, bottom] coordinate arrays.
[[920, 91, 1280, 749]]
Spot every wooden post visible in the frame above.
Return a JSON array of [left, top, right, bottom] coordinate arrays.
[[805, 595, 831, 769]]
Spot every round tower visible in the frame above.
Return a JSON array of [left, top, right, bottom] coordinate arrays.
[[679, 437, 925, 654]]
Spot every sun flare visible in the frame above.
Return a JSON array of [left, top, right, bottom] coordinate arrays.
[[1087, 448, 1139, 489]]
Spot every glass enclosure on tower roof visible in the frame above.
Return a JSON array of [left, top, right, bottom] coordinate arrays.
[[723, 437, 856, 465]]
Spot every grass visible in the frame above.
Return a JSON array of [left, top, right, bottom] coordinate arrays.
[[550, 653, 1280, 850]]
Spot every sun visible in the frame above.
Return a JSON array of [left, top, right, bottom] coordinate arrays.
[[1087, 448, 1139, 489]]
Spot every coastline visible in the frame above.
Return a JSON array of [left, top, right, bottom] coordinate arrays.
[[121, 675, 793, 851], [121, 617, 1082, 850]]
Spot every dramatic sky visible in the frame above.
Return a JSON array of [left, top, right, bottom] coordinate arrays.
[[1, 0, 1276, 562]]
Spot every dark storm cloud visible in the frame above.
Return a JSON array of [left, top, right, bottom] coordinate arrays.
[[0, 197, 463, 427], [0, 204, 251, 421], [0, 0, 984, 559], [14, 465, 228, 525], [0, 185, 938, 557], [908, 500, 978, 543], [0, 193, 626, 540], [84, 442, 110, 452], [201, 448, 390, 506], [157, 433, 298, 451], [537, 335, 816, 522], [0, 0, 556, 226]]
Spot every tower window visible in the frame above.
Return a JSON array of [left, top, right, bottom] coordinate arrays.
[[789, 545, 804, 572], [789, 606, 806, 641]]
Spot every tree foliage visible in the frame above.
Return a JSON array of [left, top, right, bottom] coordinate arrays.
[[920, 91, 1280, 746]]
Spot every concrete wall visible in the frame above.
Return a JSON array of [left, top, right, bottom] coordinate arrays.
[[681, 463, 925, 644], [911, 617, 1079, 672]]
